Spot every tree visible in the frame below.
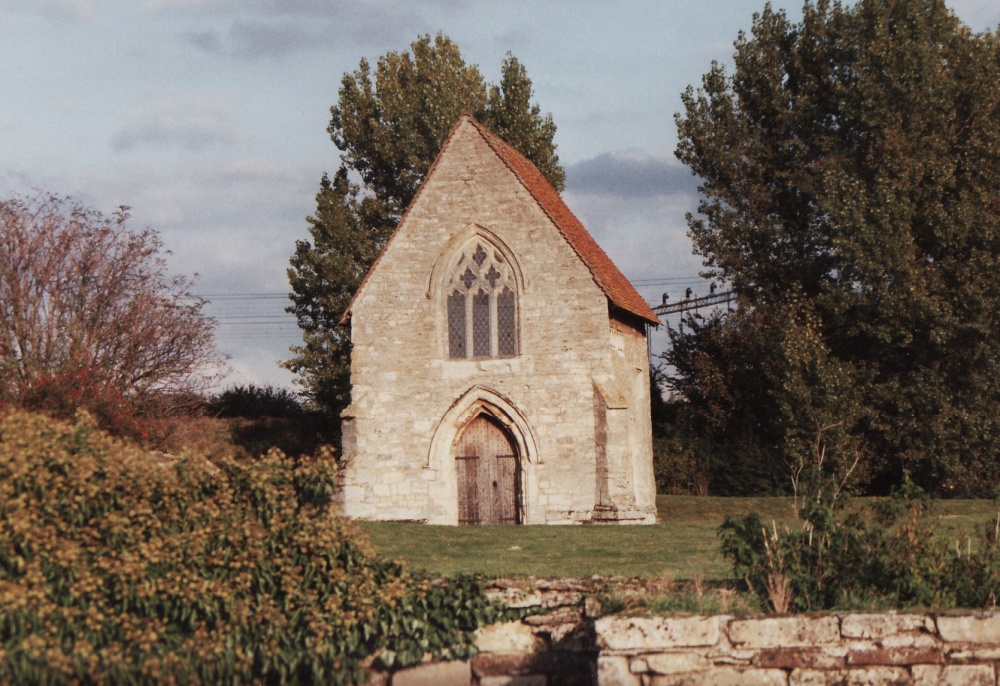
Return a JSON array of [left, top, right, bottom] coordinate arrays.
[[0, 191, 217, 436], [286, 34, 564, 421], [672, 0, 1000, 494]]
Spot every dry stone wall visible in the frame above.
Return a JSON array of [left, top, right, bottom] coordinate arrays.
[[368, 578, 1000, 685], [596, 613, 1000, 685]]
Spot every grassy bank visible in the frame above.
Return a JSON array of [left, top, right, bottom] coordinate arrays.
[[357, 496, 998, 580]]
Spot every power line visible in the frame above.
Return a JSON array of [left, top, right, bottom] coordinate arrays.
[[632, 276, 708, 286], [652, 290, 735, 316], [197, 276, 725, 346], [200, 293, 288, 299]]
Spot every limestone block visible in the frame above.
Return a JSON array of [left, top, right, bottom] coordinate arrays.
[[790, 667, 911, 685], [629, 657, 647, 673], [480, 676, 546, 686], [753, 647, 845, 670], [485, 588, 544, 609], [648, 667, 786, 686], [840, 614, 935, 639], [595, 616, 721, 651], [523, 607, 582, 627], [475, 621, 545, 654], [730, 616, 840, 648], [391, 659, 471, 686], [547, 591, 583, 608], [912, 664, 995, 686], [343, 485, 368, 502], [597, 655, 641, 686], [381, 470, 404, 484], [846, 643, 943, 666], [949, 647, 1000, 662], [880, 633, 940, 649], [642, 652, 711, 674], [585, 595, 604, 618], [937, 614, 1000, 643], [471, 650, 592, 678], [534, 579, 593, 592]]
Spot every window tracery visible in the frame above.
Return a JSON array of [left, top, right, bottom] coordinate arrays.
[[446, 242, 518, 359]]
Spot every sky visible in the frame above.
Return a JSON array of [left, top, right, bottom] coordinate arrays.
[[2, 0, 998, 391]]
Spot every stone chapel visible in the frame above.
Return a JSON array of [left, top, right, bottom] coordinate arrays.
[[336, 114, 660, 525]]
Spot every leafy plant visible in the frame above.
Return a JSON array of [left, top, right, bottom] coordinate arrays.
[[720, 477, 1000, 612], [0, 410, 512, 684]]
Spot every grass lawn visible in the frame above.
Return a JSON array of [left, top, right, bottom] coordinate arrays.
[[357, 496, 999, 581]]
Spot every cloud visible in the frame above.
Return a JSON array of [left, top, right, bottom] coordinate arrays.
[[140, 0, 331, 13], [1, 0, 95, 21], [112, 104, 236, 152], [566, 151, 700, 199], [165, 0, 467, 59], [142, 0, 464, 17], [186, 19, 326, 58]]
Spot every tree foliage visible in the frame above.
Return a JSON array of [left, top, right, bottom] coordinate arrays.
[[286, 34, 564, 421], [0, 191, 217, 437], [671, 0, 1000, 495]]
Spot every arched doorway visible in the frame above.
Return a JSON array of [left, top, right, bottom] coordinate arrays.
[[454, 414, 521, 525]]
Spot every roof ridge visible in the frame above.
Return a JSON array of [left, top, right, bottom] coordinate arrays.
[[465, 116, 659, 325], [342, 114, 660, 326]]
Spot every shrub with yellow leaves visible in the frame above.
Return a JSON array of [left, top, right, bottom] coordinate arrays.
[[0, 410, 510, 684]]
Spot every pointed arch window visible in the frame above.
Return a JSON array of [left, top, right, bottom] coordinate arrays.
[[446, 243, 519, 359]]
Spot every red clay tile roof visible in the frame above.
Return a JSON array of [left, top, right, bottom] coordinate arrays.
[[342, 114, 660, 326], [465, 115, 660, 325]]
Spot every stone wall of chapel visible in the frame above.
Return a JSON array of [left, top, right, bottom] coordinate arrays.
[[610, 314, 657, 516], [340, 121, 616, 524]]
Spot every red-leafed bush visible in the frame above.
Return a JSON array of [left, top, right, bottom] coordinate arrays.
[[19, 366, 151, 441], [0, 191, 219, 438]]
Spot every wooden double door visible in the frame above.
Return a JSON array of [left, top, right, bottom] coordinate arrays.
[[455, 415, 521, 525]]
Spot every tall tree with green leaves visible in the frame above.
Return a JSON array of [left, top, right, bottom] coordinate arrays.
[[287, 34, 563, 425], [671, 0, 1000, 494]]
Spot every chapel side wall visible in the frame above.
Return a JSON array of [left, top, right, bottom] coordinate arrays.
[[340, 122, 611, 524], [615, 315, 656, 516], [599, 314, 656, 521]]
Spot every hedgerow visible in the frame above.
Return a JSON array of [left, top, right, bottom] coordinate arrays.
[[0, 410, 510, 684]]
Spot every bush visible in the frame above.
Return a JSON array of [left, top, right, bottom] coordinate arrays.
[[652, 419, 787, 496], [18, 365, 153, 442], [652, 432, 710, 496], [719, 478, 1000, 612], [0, 192, 218, 439], [207, 384, 305, 419], [0, 410, 511, 684]]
